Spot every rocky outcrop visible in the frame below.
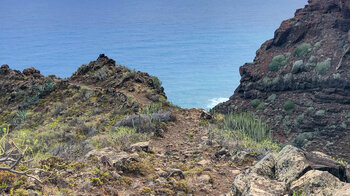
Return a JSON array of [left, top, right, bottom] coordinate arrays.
[[213, 0, 350, 160], [227, 145, 350, 196]]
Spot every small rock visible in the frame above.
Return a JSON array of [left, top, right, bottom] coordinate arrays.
[[231, 170, 241, 176], [197, 159, 210, 166], [168, 169, 185, 179], [156, 168, 168, 177], [215, 148, 229, 158], [80, 180, 92, 192], [129, 141, 150, 153], [23, 67, 42, 77], [198, 174, 211, 183], [155, 177, 168, 184], [200, 110, 212, 120], [27, 190, 42, 196]]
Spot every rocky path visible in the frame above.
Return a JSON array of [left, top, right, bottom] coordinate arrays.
[[148, 108, 242, 195]]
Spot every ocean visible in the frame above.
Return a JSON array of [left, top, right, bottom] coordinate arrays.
[[0, 0, 307, 109]]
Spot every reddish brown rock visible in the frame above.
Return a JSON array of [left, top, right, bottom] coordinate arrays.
[[213, 0, 350, 160]]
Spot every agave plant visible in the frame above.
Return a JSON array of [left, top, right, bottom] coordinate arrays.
[[222, 113, 271, 142]]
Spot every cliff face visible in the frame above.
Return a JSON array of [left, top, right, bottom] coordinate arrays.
[[214, 0, 350, 159]]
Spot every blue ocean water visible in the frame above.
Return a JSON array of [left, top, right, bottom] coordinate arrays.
[[0, 0, 306, 109]]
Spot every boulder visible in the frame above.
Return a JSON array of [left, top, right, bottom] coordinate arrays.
[[275, 145, 310, 184], [232, 153, 287, 196], [85, 148, 139, 169], [22, 67, 42, 78], [290, 170, 347, 196], [276, 145, 348, 184], [334, 184, 350, 196], [229, 145, 350, 195]]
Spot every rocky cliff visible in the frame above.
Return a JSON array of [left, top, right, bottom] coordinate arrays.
[[214, 0, 350, 160]]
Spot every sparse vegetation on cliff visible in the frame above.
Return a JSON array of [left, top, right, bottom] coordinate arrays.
[[293, 43, 312, 58], [269, 54, 288, 72]]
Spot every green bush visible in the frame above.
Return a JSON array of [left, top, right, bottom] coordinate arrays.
[[283, 73, 293, 84], [44, 79, 56, 92], [314, 41, 322, 48], [316, 58, 331, 75], [269, 55, 287, 72], [256, 103, 266, 111], [293, 43, 312, 58], [267, 94, 277, 102], [333, 73, 341, 79], [283, 100, 295, 112], [251, 99, 260, 108], [272, 76, 280, 85], [222, 113, 271, 142], [142, 102, 163, 114], [294, 132, 314, 147], [263, 77, 272, 86], [315, 110, 325, 116], [291, 60, 303, 74], [151, 76, 162, 89], [294, 113, 305, 127]]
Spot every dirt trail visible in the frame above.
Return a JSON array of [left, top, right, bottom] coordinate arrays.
[[149, 108, 242, 195]]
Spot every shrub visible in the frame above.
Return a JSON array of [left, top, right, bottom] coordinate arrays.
[[292, 189, 305, 196], [93, 67, 109, 80], [283, 73, 293, 85], [269, 55, 287, 72], [314, 41, 322, 48], [121, 159, 153, 176], [294, 113, 305, 127], [222, 113, 271, 142], [139, 186, 155, 195], [283, 100, 295, 112], [293, 43, 312, 58], [44, 79, 56, 92], [291, 60, 303, 74], [256, 103, 266, 111], [117, 111, 175, 133], [263, 77, 272, 86], [251, 99, 260, 108], [208, 127, 280, 153], [272, 76, 280, 85], [111, 126, 147, 148], [141, 102, 163, 114], [315, 110, 325, 116], [316, 58, 331, 75], [267, 94, 277, 102], [151, 76, 162, 89], [13, 110, 26, 126], [333, 73, 341, 79], [347, 112, 350, 119], [293, 132, 314, 147], [309, 56, 317, 63]]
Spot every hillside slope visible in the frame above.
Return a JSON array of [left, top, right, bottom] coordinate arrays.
[[214, 0, 350, 160], [0, 54, 349, 195], [1, 55, 279, 195]]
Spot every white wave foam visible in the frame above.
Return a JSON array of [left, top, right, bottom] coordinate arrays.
[[206, 97, 229, 109]]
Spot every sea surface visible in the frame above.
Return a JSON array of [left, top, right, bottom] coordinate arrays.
[[0, 0, 307, 109]]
